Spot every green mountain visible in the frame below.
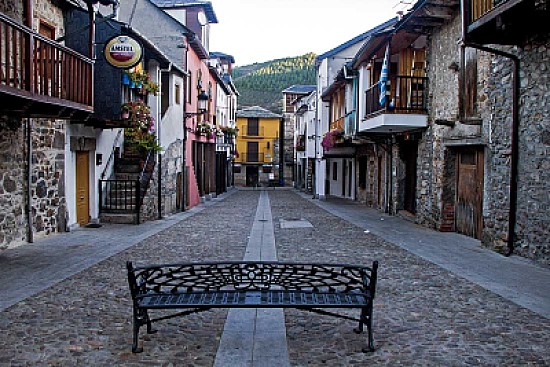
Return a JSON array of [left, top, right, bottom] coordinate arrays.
[[233, 53, 317, 113]]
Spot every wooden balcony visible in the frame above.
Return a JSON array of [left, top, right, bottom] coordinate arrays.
[[0, 13, 93, 119], [360, 75, 428, 134], [465, 0, 550, 45]]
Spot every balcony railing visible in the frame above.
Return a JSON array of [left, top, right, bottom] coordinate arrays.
[[469, 0, 508, 24], [241, 126, 265, 137], [365, 76, 427, 117], [241, 153, 265, 163], [0, 13, 93, 114]]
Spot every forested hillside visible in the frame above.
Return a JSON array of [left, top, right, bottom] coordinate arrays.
[[234, 53, 316, 113]]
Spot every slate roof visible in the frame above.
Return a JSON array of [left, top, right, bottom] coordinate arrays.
[[236, 106, 282, 119], [316, 18, 397, 62], [210, 52, 236, 63], [150, 0, 218, 23], [282, 85, 316, 95]]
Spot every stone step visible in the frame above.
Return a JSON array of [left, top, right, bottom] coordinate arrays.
[[99, 212, 137, 224], [115, 164, 141, 173]]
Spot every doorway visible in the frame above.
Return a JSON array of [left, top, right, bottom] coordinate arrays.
[[400, 140, 418, 214], [75, 151, 90, 226], [455, 148, 484, 239], [246, 166, 259, 187]]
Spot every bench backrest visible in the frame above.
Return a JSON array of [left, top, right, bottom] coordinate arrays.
[[127, 261, 378, 298]]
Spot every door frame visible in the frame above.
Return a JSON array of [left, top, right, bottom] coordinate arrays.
[[75, 150, 91, 226], [455, 147, 484, 239]]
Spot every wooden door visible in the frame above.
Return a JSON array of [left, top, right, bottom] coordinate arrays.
[[75, 151, 90, 226], [456, 148, 484, 239]]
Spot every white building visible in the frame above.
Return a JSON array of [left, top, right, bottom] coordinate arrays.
[[314, 20, 395, 200]]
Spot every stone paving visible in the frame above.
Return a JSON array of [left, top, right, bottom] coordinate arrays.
[[0, 191, 259, 366], [269, 191, 550, 366], [0, 189, 549, 366]]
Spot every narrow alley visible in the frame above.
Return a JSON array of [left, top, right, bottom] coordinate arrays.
[[0, 189, 548, 366]]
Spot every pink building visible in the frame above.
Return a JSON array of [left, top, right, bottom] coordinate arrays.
[[185, 35, 218, 207]]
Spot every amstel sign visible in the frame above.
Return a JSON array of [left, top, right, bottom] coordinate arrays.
[[104, 35, 143, 69]]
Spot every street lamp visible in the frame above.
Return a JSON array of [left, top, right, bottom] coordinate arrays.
[[184, 90, 209, 118]]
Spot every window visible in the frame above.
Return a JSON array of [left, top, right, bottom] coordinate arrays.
[[359, 157, 367, 189], [161, 73, 170, 117], [247, 118, 259, 136], [332, 162, 338, 180], [186, 73, 192, 104], [461, 48, 478, 119], [233, 164, 242, 174], [175, 83, 181, 104]]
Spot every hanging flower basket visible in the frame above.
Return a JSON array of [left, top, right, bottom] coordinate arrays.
[[321, 129, 344, 151]]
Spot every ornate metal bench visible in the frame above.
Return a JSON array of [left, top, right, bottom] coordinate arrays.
[[127, 260, 378, 353]]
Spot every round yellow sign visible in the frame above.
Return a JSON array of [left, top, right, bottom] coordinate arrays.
[[104, 35, 143, 69]]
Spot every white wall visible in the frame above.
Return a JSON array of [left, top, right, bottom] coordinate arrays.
[[164, 8, 186, 26], [65, 125, 122, 227], [157, 68, 185, 153], [327, 158, 355, 199]]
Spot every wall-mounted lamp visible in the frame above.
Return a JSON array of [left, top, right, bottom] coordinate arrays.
[[184, 90, 209, 119]]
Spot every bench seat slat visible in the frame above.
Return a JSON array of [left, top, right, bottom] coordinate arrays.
[[137, 291, 369, 309]]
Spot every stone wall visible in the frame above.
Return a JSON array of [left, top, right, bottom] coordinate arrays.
[[0, 120, 26, 249], [484, 38, 550, 264], [0, 0, 24, 21], [417, 12, 488, 230], [355, 143, 385, 210], [31, 118, 67, 237], [283, 115, 294, 186], [160, 140, 183, 215], [0, 117, 67, 250]]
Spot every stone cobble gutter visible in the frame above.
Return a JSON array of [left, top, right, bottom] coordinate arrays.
[[269, 191, 550, 366], [0, 191, 259, 366]]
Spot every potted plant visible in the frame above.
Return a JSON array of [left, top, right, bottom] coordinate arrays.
[[321, 128, 344, 151]]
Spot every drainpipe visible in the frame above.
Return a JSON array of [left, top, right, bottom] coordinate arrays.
[[26, 118, 33, 243], [461, 0, 519, 256], [24, 0, 33, 242]]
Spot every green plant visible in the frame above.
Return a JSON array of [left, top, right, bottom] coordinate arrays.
[[121, 101, 153, 130], [128, 128, 163, 152]]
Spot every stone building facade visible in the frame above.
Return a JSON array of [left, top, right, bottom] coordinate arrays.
[[0, 0, 71, 250], [416, 9, 549, 264]]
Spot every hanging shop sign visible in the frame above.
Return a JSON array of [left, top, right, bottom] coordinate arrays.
[[104, 35, 143, 69]]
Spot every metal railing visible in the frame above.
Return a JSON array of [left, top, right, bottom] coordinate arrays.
[[241, 153, 265, 163], [241, 126, 265, 137], [99, 149, 157, 224], [0, 13, 93, 108], [364, 75, 428, 117]]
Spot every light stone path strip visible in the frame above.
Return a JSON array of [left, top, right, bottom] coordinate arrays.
[[214, 191, 291, 367]]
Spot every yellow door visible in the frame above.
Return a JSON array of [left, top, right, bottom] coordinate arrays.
[[75, 151, 90, 226]]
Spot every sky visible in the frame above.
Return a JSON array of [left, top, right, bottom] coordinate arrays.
[[209, 0, 405, 66]]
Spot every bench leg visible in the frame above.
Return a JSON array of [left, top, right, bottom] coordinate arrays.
[[354, 307, 367, 334], [363, 305, 375, 353], [145, 310, 157, 334], [132, 307, 144, 353]]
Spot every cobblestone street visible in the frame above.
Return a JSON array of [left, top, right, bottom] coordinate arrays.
[[0, 190, 549, 366]]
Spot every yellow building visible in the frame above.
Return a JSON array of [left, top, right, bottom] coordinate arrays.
[[235, 106, 282, 186]]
